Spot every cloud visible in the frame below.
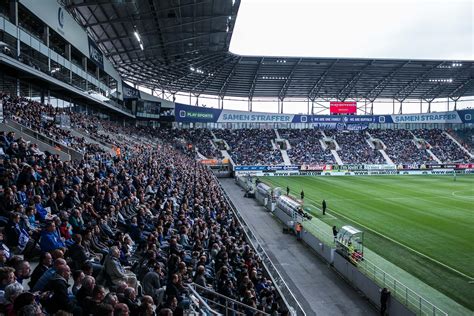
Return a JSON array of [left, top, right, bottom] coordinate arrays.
[[230, 0, 473, 60]]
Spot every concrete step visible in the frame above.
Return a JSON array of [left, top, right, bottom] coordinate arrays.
[[281, 150, 292, 165], [331, 149, 343, 165], [379, 149, 394, 165], [426, 148, 442, 163]]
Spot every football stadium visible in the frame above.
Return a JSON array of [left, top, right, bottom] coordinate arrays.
[[0, 0, 472, 315]]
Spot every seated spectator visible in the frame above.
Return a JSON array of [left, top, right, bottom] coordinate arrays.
[[31, 258, 66, 292], [2, 282, 24, 315], [0, 267, 16, 291], [101, 246, 137, 289], [42, 264, 75, 314], [28, 252, 52, 289], [39, 221, 65, 253], [12, 260, 30, 286], [82, 285, 114, 315], [75, 275, 95, 307]]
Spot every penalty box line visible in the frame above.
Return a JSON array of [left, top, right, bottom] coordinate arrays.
[[304, 197, 474, 282]]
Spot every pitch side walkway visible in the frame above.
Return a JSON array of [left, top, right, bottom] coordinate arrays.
[[219, 178, 377, 316]]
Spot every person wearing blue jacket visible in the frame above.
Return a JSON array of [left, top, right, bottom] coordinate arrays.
[[39, 221, 65, 252]]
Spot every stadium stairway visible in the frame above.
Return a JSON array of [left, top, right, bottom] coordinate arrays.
[[444, 131, 474, 158], [331, 149, 343, 165], [0, 120, 79, 161], [280, 149, 292, 165], [426, 148, 442, 163], [379, 149, 394, 164], [210, 129, 217, 140], [220, 149, 235, 165], [274, 128, 281, 139]]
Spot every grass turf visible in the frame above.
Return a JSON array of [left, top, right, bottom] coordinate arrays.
[[262, 175, 474, 311]]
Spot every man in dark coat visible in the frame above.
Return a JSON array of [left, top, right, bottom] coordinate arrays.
[[322, 200, 327, 215], [43, 264, 75, 314]]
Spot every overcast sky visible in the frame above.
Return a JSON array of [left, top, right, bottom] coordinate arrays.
[[230, 0, 473, 60]]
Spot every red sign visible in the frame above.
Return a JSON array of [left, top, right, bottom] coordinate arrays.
[[330, 102, 357, 114]]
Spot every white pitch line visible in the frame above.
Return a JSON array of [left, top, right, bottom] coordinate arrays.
[[304, 196, 474, 281], [310, 204, 336, 219]]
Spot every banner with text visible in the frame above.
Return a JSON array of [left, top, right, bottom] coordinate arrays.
[[174, 104, 474, 125]]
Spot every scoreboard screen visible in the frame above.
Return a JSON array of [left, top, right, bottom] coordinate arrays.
[[330, 102, 357, 115]]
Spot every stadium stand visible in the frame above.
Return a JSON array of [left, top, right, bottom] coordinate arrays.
[[214, 129, 283, 165], [1, 94, 104, 155], [325, 130, 385, 164], [0, 94, 287, 315], [448, 128, 474, 154], [158, 129, 222, 159], [279, 129, 335, 165], [368, 129, 433, 165], [412, 129, 473, 163]]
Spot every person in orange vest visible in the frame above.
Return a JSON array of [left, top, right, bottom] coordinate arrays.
[[295, 222, 303, 241]]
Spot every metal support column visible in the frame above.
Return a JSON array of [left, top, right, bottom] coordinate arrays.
[[428, 101, 431, 113], [447, 97, 449, 111], [392, 99, 395, 114], [420, 99, 422, 113], [248, 99, 252, 112], [399, 101, 403, 114]]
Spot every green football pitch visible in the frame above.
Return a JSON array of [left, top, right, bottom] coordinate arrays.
[[262, 175, 474, 310]]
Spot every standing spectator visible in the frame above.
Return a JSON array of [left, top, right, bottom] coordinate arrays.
[[380, 287, 390, 315], [322, 200, 327, 215]]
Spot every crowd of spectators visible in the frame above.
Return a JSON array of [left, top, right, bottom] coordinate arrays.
[[368, 129, 433, 165], [279, 129, 334, 165], [412, 129, 473, 163], [214, 129, 283, 165], [448, 129, 474, 156], [0, 93, 287, 315], [324, 130, 384, 164], [153, 129, 222, 160], [1, 94, 103, 155]]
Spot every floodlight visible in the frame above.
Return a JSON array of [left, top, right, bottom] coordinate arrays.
[[134, 31, 141, 42]]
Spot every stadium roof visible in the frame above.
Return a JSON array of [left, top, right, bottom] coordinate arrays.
[[64, 0, 474, 101]]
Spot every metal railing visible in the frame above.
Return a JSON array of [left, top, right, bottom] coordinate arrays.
[[5, 119, 83, 161], [356, 258, 448, 316], [300, 212, 448, 315], [215, 177, 306, 316], [187, 283, 270, 316]]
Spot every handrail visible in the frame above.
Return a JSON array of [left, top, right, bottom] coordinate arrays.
[[188, 283, 270, 315], [356, 257, 448, 316], [186, 284, 222, 315], [5, 119, 83, 161], [214, 175, 306, 316]]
